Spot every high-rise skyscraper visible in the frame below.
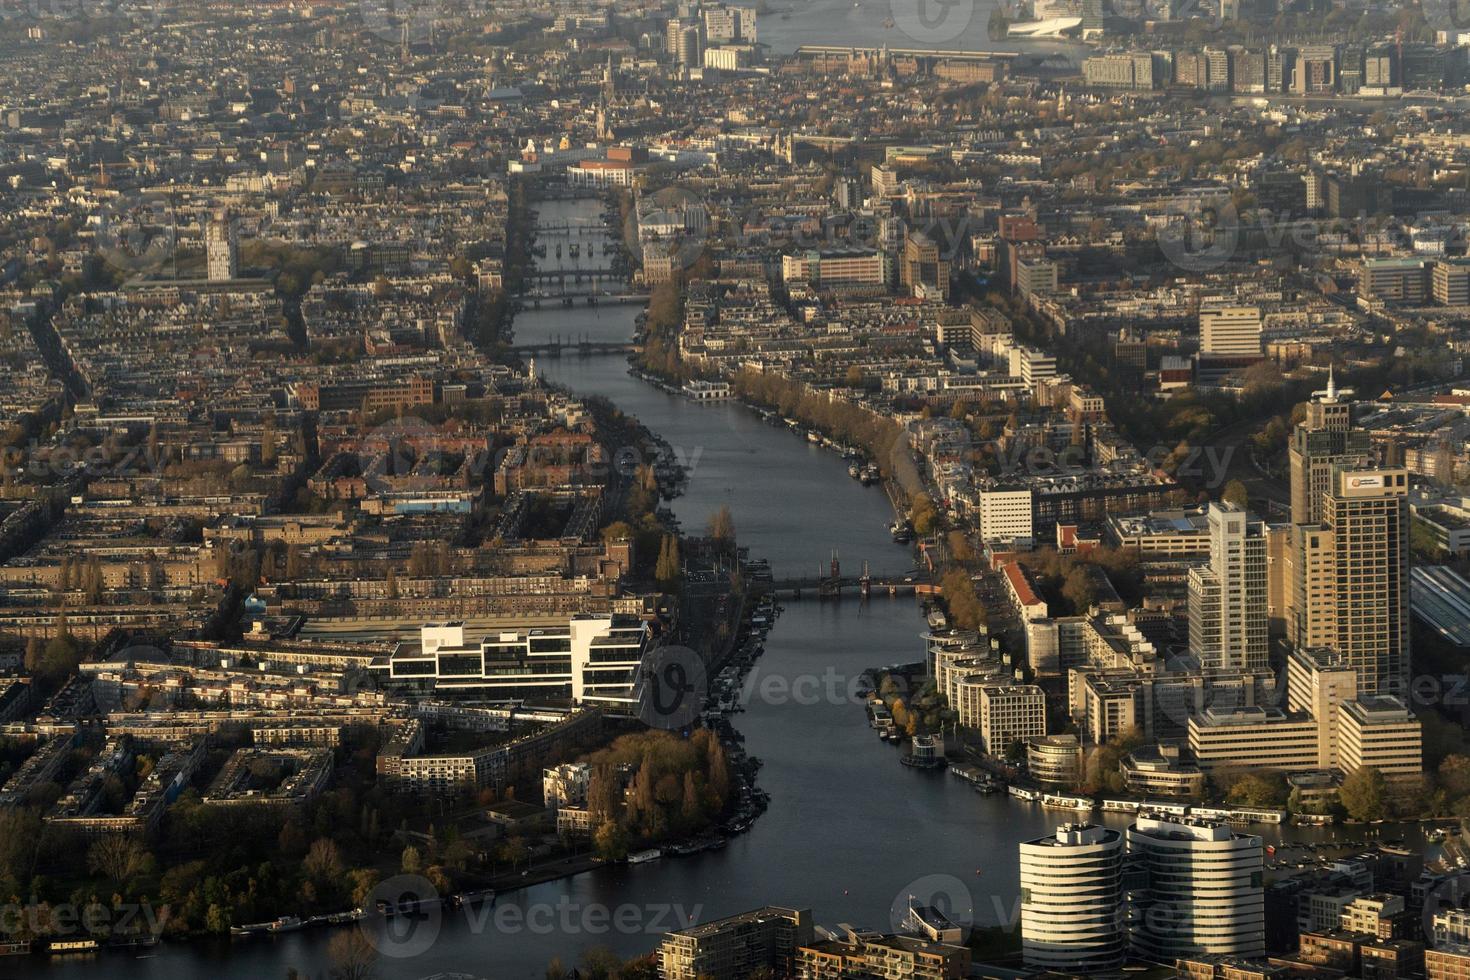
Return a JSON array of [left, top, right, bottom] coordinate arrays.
[[206, 207, 238, 282], [1126, 815, 1265, 960], [1288, 369, 1370, 525], [1188, 502, 1268, 672], [1286, 466, 1409, 697], [1019, 823, 1125, 972], [1325, 467, 1409, 696]]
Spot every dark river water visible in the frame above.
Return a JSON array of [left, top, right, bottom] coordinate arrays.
[[6, 198, 1417, 980]]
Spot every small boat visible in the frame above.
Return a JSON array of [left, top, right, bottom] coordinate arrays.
[[267, 916, 304, 934], [628, 848, 662, 865], [452, 889, 496, 909], [0, 940, 32, 955]]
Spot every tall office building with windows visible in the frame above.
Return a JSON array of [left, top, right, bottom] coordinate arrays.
[[1019, 823, 1125, 972], [1287, 467, 1409, 697], [1126, 816, 1265, 960], [1188, 502, 1268, 672], [1288, 370, 1370, 525], [1199, 305, 1262, 357]]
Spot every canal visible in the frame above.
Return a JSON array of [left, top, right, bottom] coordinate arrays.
[[11, 198, 1421, 980]]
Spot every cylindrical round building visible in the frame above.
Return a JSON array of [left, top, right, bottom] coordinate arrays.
[[1019, 822, 1126, 972]]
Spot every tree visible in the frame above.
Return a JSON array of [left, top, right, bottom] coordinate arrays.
[[582, 946, 623, 980], [655, 535, 682, 592], [495, 837, 529, 872], [1061, 566, 1098, 614], [304, 838, 345, 882], [600, 521, 634, 543], [708, 505, 735, 546], [1339, 767, 1388, 822], [593, 820, 629, 862], [910, 496, 938, 536], [328, 928, 379, 980], [1440, 755, 1470, 800], [1222, 479, 1250, 511], [1226, 771, 1287, 808], [400, 845, 422, 875], [87, 835, 149, 883], [347, 868, 380, 908]]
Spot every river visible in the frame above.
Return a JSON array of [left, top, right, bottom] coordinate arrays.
[[9, 198, 1425, 980]]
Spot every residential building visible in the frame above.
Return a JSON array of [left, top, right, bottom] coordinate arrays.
[[659, 907, 814, 980]]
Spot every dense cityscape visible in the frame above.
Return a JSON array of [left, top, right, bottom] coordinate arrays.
[[4, 0, 1470, 977]]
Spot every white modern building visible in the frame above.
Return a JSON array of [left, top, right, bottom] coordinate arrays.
[[1199, 305, 1262, 357], [977, 685, 1046, 755], [978, 488, 1034, 547], [1020, 823, 1125, 972], [1126, 815, 1265, 960], [1188, 503, 1268, 672], [376, 618, 652, 711], [543, 762, 592, 812]]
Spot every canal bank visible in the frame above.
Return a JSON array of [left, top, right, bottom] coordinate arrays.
[[6, 194, 1427, 980]]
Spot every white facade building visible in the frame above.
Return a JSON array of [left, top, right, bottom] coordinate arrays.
[[1188, 503, 1268, 672], [1020, 823, 1126, 972], [1199, 305, 1262, 357], [1126, 816, 1265, 960]]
